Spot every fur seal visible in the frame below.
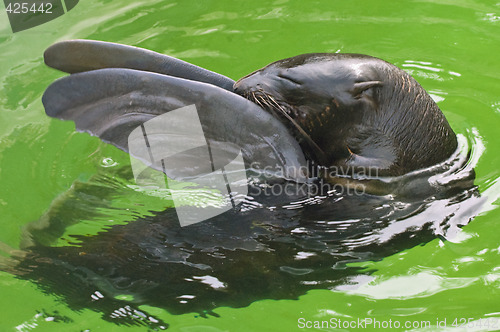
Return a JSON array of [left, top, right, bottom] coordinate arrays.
[[43, 41, 457, 183], [234, 53, 458, 177]]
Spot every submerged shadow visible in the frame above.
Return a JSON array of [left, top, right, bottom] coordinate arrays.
[[4, 137, 484, 328]]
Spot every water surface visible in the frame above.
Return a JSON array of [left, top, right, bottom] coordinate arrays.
[[0, 0, 499, 331]]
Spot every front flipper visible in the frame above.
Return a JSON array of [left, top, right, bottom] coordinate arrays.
[[44, 39, 235, 91], [42, 68, 307, 182]]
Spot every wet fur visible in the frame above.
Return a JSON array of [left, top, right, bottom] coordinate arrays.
[[235, 54, 458, 177]]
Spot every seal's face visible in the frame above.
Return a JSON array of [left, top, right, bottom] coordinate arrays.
[[234, 54, 386, 168], [234, 53, 457, 176]]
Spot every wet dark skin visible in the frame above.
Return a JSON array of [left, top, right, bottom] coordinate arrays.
[[234, 53, 458, 177], [43, 41, 457, 181]]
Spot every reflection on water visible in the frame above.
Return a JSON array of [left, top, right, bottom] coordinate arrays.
[[401, 59, 462, 82], [1, 128, 488, 327]]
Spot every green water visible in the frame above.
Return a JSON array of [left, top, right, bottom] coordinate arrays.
[[1, 0, 499, 331]]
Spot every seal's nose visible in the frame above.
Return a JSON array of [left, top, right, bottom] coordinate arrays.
[[233, 79, 245, 94], [233, 68, 265, 95], [233, 76, 260, 95]]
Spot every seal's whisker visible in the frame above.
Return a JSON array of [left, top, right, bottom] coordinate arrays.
[[255, 92, 328, 165], [251, 92, 265, 109]]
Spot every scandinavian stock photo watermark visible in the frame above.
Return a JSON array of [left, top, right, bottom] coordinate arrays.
[[127, 104, 379, 227], [128, 104, 248, 227], [297, 316, 500, 330]]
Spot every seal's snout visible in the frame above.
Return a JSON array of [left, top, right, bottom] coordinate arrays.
[[233, 72, 264, 96], [233, 79, 248, 95]]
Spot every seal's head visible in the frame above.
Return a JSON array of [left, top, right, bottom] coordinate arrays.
[[234, 54, 457, 177]]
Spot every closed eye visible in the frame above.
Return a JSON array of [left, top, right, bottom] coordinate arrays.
[[278, 73, 301, 85], [352, 80, 383, 98]]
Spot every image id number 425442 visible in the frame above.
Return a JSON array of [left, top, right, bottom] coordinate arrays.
[[5, 2, 53, 14]]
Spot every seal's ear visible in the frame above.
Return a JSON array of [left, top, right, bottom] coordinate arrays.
[[44, 40, 235, 91], [351, 81, 383, 98]]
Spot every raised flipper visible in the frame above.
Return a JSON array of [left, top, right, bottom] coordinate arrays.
[[42, 68, 307, 183], [44, 39, 235, 91]]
